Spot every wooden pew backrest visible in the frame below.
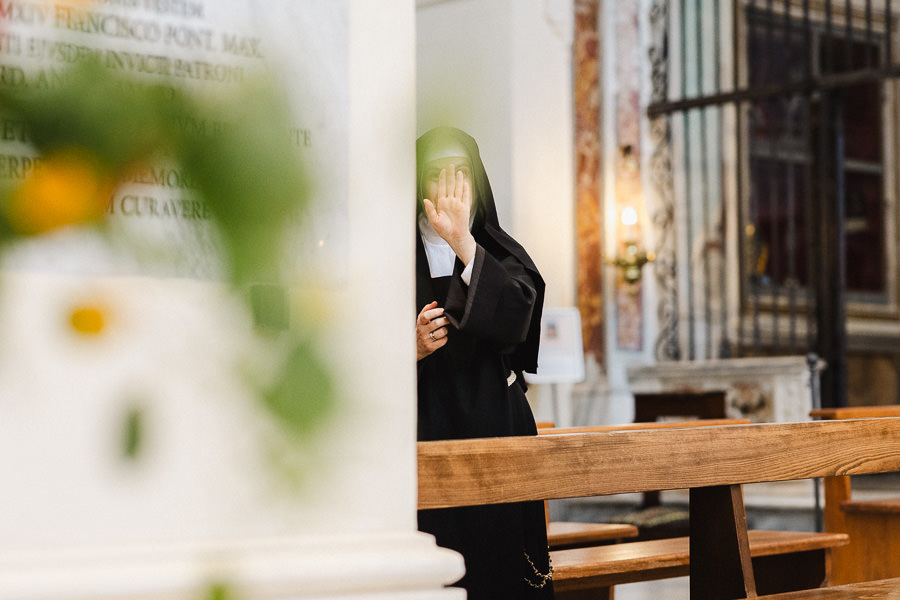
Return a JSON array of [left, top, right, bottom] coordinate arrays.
[[418, 418, 900, 510]]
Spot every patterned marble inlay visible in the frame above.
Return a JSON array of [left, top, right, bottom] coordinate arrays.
[[574, 0, 604, 362], [613, 1, 645, 351], [648, 0, 680, 360]]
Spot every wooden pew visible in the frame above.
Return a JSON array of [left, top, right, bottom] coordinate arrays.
[[811, 406, 900, 585], [418, 418, 900, 599], [539, 419, 749, 548], [433, 420, 846, 598], [470, 419, 837, 595]]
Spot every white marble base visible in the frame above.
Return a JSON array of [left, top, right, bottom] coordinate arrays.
[[0, 531, 465, 600]]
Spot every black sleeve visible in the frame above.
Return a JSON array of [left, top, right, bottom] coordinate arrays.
[[442, 244, 537, 346]]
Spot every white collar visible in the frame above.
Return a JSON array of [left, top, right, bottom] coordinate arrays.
[[418, 214, 456, 278]]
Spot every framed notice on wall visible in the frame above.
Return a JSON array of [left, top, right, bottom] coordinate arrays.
[[524, 307, 585, 385]]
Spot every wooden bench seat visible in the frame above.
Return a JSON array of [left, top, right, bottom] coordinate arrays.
[[419, 418, 900, 599], [547, 520, 638, 549], [841, 497, 900, 514], [756, 576, 900, 599], [551, 529, 848, 598]]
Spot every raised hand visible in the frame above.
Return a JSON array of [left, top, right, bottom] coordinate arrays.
[[422, 165, 476, 266]]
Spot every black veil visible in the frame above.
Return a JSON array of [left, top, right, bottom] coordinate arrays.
[[416, 126, 546, 374]]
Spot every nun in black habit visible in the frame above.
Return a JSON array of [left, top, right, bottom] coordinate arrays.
[[415, 126, 554, 599]]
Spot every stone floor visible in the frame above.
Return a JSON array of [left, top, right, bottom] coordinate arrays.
[[615, 576, 688, 599], [549, 473, 900, 600]]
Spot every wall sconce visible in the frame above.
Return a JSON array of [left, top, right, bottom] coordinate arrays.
[[609, 206, 654, 285]]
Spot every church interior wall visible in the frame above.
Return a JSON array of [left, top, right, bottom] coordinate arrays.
[[417, 0, 578, 424]]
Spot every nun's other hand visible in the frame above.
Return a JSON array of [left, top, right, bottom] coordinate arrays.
[[422, 167, 475, 263], [417, 300, 449, 360]]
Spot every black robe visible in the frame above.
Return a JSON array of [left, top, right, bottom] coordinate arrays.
[[415, 127, 553, 599]]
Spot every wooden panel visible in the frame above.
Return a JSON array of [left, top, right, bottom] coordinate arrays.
[[754, 576, 900, 599], [418, 419, 900, 509], [831, 509, 900, 584], [550, 530, 848, 590]]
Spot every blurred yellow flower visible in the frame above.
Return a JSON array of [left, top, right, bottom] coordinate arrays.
[[7, 150, 113, 235], [70, 305, 106, 336]]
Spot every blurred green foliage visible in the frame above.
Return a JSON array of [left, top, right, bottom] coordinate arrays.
[[0, 58, 334, 449], [203, 581, 234, 600], [0, 60, 308, 286], [121, 404, 145, 461], [261, 337, 334, 438]]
